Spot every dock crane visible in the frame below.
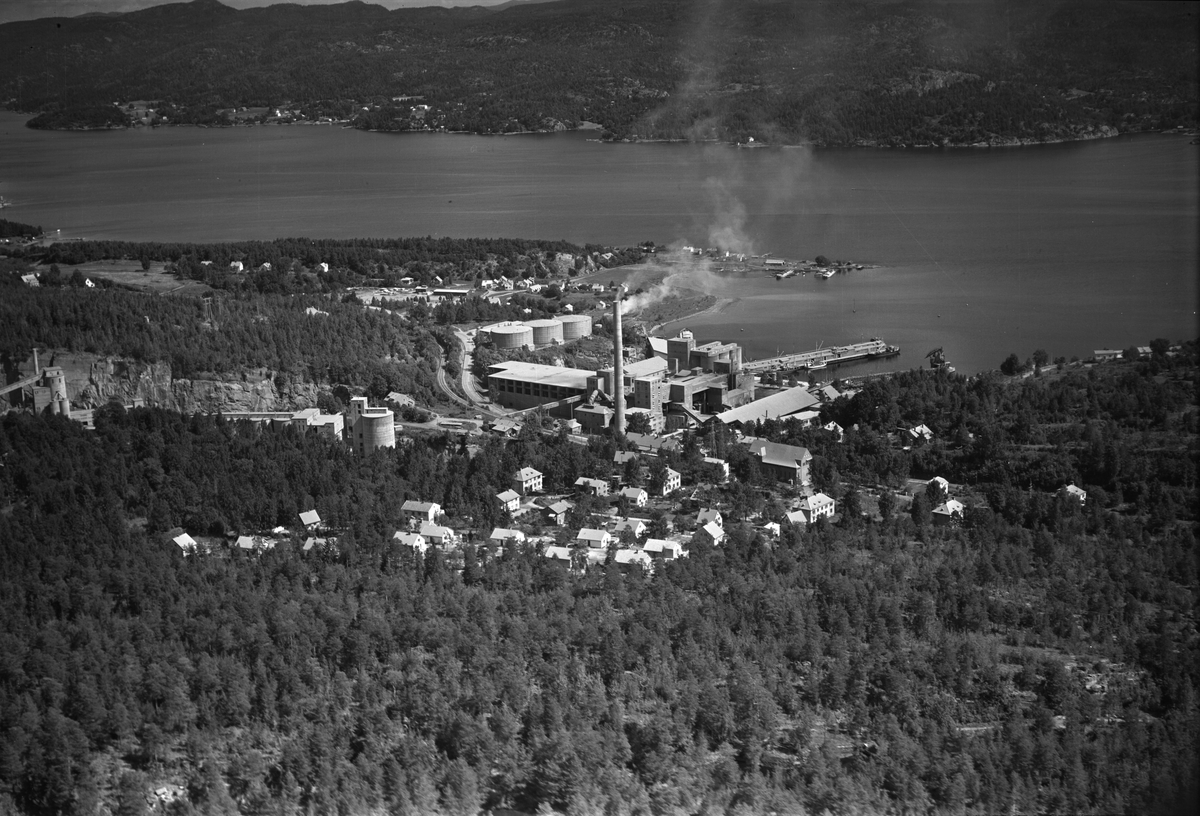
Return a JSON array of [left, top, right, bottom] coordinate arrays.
[[926, 347, 946, 370]]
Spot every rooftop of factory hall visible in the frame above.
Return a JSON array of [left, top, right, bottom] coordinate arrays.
[[487, 360, 596, 390]]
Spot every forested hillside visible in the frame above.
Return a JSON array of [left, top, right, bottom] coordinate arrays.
[[29, 236, 595, 292], [0, 348, 1195, 815], [1, 0, 1195, 145], [0, 283, 446, 401]]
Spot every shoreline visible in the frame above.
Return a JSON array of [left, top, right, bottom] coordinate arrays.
[[7, 110, 1194, 149], [633, 293, 736, 336]]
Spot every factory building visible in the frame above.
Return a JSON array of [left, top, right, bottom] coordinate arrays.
[[483, 329, 754, 433], [487, 361, 595, 416], [347, 397, 396, 455]]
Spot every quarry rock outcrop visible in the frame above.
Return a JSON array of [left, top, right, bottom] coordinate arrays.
[[10, 352, 320, 414]]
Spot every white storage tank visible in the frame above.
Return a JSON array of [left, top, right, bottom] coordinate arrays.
[[527, 318, 564, 347], [558, 314, 593, 342], [489, 322, 534, 350]]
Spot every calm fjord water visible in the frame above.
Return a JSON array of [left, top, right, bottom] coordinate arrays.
[[1, 112, 1195, 375]]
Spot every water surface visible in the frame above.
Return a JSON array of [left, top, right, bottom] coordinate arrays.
[[1, 113, 1194, 374]]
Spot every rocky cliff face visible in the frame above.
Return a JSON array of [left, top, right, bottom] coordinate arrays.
[[16, 352, 321, 414]]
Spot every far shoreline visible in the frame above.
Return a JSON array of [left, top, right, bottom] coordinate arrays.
[[6, 110, 1195, 151]]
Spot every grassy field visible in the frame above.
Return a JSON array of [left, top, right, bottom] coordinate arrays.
[[73, 260, 211, 296]]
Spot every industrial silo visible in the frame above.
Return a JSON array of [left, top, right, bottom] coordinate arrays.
[[558, 314, 593, 342], [489, 322, 534, 350], [527, 318, 564, 347]]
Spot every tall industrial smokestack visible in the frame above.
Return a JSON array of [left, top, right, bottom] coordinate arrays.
[[613, 285, 626, 435]]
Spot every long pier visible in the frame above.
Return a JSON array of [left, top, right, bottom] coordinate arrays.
[[742, 339, 899, 374]]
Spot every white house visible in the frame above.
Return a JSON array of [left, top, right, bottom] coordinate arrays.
[[908, 424, 934, 444], [760, 522, 781, 538], [401, 500, 442, 524], [299, 509, 321, 530], [513, 467, 543, 495], [932, 499, 965, 526], [620, 487, 648, 508], [694, 521, 726, 547], [172, 532, 198, 553], [794, 493, 836, 524], [544, 545, 574, 564], [642, 538, 686, 561], [575, 528, 613, 549], [393, 531, 428, 553], [545, 500, 572, 526], [928, 477, 950, 495], [661, 467, 681, 496], [1064, 484, 1087, 504], [823, 421, 845, 442], [419, 521, 457, 546], [611, 549, 652, 571], [575, 477, 610, 496], [701, 457, 730, 482], [497, 489, 522, 514], [489, 528, 526, 545], [613, 518, 647, 539], [697, 508, 723, 529]]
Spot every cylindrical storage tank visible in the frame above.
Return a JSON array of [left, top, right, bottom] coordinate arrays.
[[527, 318, 564, 347], [558, 314, 593, 342], [358, 410, 396, 454], [489, 323, 534, 350]]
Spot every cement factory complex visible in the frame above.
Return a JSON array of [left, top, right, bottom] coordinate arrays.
[[477, 295, 860, 438]]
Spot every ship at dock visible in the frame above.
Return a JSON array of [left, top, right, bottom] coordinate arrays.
[[742, 338, 899, 374]]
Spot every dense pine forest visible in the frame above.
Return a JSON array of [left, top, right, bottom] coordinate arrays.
[[2, 0, 1195, 146], [0, 341, 1196, 814]]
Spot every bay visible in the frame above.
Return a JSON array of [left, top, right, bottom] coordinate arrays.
[[1, 112, 1195, 375]]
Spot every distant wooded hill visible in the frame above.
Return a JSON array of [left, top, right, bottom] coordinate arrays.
[[1, 0, 1196, 145]]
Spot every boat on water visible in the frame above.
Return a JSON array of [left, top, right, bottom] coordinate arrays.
[[817, 270, 835, 280], [868, 344, 901, 359], [806, 359, 828, 371]]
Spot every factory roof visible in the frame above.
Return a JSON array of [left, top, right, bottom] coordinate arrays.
[[625, 356, 669, 379], [716, 386, 821, 425], [488, 361, 595, 390]]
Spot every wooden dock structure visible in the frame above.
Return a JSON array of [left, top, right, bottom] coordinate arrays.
[[742, 339, 899, 374]]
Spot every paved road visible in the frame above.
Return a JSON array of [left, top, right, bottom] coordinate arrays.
[[452, 328, 489, 406]]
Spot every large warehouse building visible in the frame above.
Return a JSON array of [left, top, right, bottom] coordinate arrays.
[[487, 361, 596, 416]]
